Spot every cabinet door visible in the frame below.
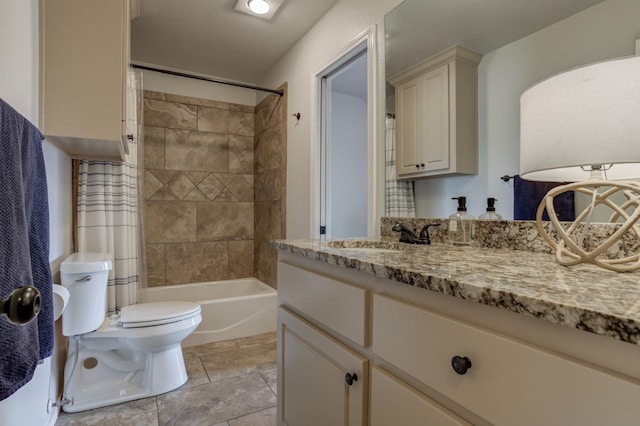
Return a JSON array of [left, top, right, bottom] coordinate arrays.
[[420, 63, 449, 172], [40, 0, 128, 160], [396, 79, 422, 175], [371, 366, 470, 426], [278, 307, 367, 426]]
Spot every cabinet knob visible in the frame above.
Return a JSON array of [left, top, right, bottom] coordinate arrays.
[[421, 163, 425, 167], [415, 164, 420, 168], [345, 372, 358, 386], [127, 134, 134, 141], [451, 356, 472, 375]]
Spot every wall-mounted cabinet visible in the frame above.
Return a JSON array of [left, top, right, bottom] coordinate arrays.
[[390, 45, 481, 179], [39, 0, 130, 161]]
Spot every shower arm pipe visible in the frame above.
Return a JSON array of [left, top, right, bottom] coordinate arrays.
[[130, 64, 284, 97]]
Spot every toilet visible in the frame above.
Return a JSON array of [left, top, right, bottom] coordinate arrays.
[[60, 253, 201, 413]]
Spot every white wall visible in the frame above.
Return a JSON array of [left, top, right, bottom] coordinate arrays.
[[0, 0, 72, 277], [258, 0, 403, 238], [0, 0, 71, 423], [141, 68, 256, 106], [329, 92, 368, 238], [414, 0, 640, 219]]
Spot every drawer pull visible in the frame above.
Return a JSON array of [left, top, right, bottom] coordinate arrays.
[[451, 356, 472, 375], [345, 372, 358, 386]]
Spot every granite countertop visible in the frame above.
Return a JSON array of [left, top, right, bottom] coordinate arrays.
[[272, 238, 640, 345]]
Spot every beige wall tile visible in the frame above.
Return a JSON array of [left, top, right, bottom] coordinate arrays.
[[144, 170, 163, 200], [198, 106, 229, 133], [168, 173, 196, 200], [144, 99, 197, 129], [198, 174, 226, 200], [165, 242, 229, 284], [227, 176, 252, 201], [254, 202, 282, 243], [144, 90, 166, 100], [149, 169, 179, 184], [145, 201, 197, 243], [145, 244, 166, 286], [198, 202, 254, 241], [254, 127, 284, 173], [229, 135, 254, 174], [228, 110, 254, 137], [229, 103, 255, 113], [255, 242, 277, 288], [229, 240, 254, 278], [166, 94, 229, 110], [165, 129, 228, 172], [144, 126, 165, 169], [254, 169, 284, 202]]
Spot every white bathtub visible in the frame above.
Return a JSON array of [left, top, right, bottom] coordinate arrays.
[[143, 278, 277, 347]]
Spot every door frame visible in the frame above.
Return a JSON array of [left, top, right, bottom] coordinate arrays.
[[310, 25, 380, 239]]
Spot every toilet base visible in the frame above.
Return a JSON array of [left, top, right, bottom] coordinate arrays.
[[62, 343, 188, 413]]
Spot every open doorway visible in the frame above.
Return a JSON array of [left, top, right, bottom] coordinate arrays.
[[321, 51, 368, 238], [314, 27, 378, 239]]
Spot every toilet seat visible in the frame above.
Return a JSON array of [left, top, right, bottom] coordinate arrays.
[[119, 302, 201, 328]]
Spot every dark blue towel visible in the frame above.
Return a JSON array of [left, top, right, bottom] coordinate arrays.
[[514, 175, 575, 221], [0, 99, 53, 401]]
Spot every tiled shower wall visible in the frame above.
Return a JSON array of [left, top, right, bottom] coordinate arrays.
[[143, 90, 256, 286], [254, 85, 287, 288], [142, 87, 286, 288]]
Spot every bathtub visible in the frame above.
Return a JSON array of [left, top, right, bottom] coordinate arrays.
[[143, 278, 277, 347]]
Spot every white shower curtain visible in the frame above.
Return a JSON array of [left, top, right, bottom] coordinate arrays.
[[385, 116, 416, 217], [76, 70, 143, 314]]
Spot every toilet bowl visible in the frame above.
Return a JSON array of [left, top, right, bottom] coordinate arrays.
[[60, 253, 201, 413]]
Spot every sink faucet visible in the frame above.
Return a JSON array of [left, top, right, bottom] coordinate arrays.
[[392, 222, 439, 245]]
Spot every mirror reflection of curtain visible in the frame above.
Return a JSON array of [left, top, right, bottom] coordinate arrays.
[[385, 116, 415, 217]]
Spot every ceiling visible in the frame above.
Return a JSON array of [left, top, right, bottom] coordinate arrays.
[[130, 0, 607, 87], [130, 0, 340, 83], [385, 0, 606, 78]]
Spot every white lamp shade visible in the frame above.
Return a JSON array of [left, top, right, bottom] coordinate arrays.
[[520, 55, 640, 182]]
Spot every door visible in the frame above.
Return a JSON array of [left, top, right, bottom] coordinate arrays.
[[278, 307, 367, 426]]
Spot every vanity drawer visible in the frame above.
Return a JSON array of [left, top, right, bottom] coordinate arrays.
[[372, 294, 640, 425], [278, 261, 369, 346]]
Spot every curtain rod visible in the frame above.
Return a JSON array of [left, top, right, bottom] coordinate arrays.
[[131, 64, 284, 97]]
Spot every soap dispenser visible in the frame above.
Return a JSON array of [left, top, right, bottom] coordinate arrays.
[[449, 197, 475, 245], [479, 197, 503, 220]]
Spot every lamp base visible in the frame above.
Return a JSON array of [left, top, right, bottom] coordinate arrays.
[[537, 180, 640, 272]]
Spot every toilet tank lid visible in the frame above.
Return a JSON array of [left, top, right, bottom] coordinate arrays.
[[60, 252, 113, 274]]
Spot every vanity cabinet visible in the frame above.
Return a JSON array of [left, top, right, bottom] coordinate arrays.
[[39, 0, 130, 161], [390, 45, 481, 179], [276, 253, 640, 426]]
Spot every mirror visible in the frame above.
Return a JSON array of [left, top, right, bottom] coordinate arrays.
[[383, 0, 607, 220]]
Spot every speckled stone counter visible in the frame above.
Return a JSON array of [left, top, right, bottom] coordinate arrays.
[[272, 237, 640, 345]]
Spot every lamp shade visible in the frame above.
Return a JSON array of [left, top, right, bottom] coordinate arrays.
[[520, 55, 640, 182]]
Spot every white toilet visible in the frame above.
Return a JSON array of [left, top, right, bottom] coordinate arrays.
[[60, 253, 201, 413]]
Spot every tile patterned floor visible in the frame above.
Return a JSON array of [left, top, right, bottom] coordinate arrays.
[[55, 332, 277, 426]]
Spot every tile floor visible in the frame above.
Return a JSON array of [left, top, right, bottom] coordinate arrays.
[[55, 332, 277, 426]]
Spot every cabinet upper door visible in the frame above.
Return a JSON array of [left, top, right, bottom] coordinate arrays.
[[278, 307, 367, 426], [39, 0, 128, 160], [420, 63, 449, 172], [396, 80, 421, 174]]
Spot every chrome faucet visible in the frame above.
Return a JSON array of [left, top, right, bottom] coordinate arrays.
[[392, 222, 438, 245]]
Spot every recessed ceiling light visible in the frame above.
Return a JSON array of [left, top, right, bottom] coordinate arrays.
[[234, 0, 283, 20], [248, 0, 270, 15]]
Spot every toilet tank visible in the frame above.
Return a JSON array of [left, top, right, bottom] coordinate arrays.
[[61, 253, 113, 336]]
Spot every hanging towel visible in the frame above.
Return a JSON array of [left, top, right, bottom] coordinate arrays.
[[513, 175, 575, 221], [0, 99, 53, 401]]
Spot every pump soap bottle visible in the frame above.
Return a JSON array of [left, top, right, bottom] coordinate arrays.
[[479, 197, 503, 220], [449, 197, 475, 245]]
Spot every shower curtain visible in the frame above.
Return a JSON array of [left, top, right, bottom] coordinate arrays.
[[76, 70, 145, 314], [385, 116, 416, 217]]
